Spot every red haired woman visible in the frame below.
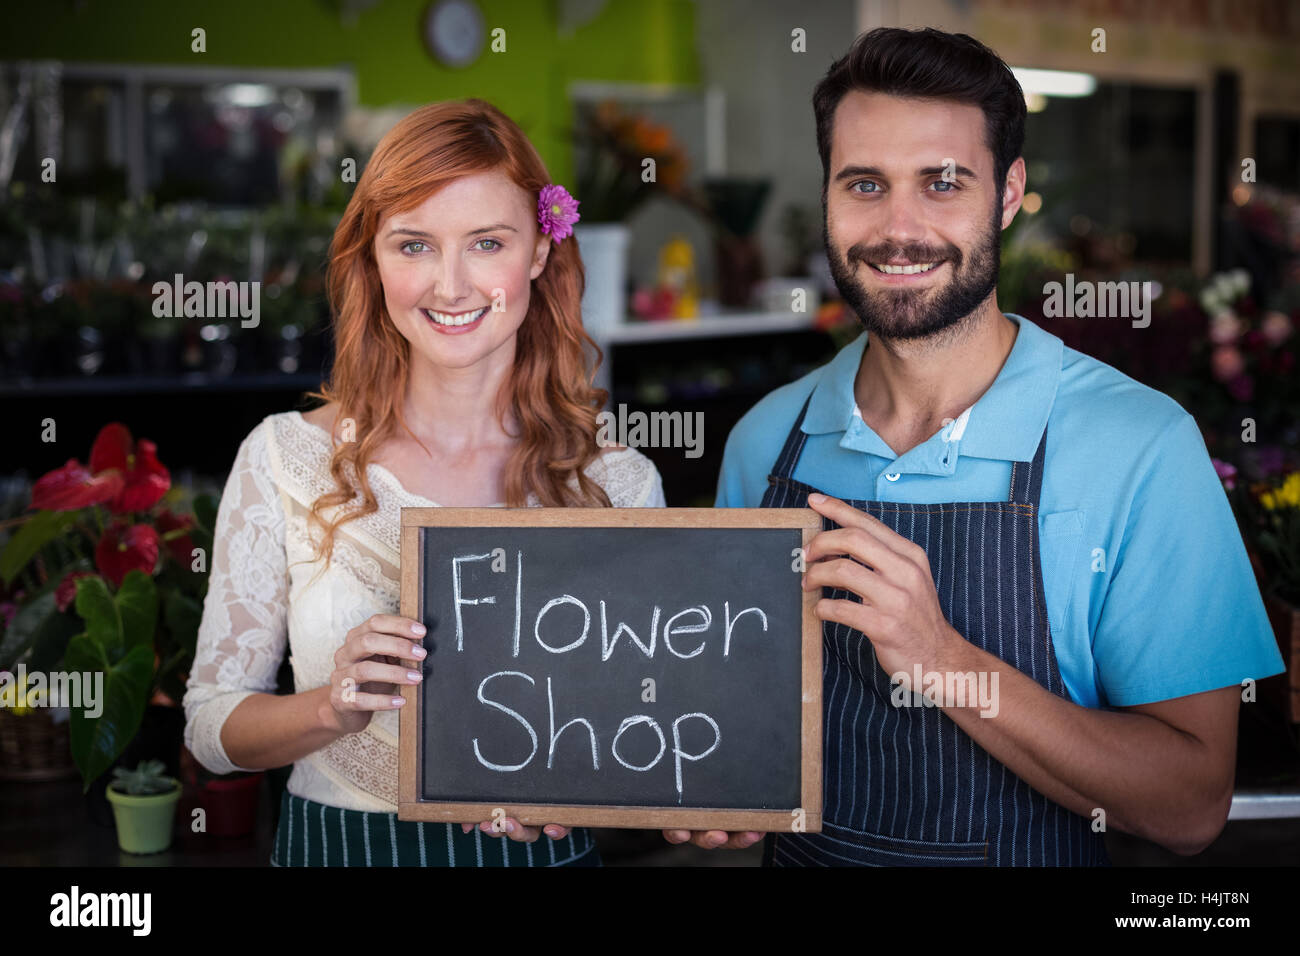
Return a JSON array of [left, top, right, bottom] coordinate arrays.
[[183, 100, 664, 867]]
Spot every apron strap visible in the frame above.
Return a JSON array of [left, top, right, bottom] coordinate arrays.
[[768, 391, 816, 482], [1008, 424, 1048, 506]]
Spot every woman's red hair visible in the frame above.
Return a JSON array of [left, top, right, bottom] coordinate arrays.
[[299, 98, 611, 575]]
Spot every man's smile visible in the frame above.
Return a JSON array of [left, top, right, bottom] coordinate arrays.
[[863, 260, 948, 281]]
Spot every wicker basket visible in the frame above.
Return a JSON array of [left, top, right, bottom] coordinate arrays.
[[0, 708, 79, 781]]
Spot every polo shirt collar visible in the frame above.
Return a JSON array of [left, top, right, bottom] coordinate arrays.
[[800, 313, 1063, 464]]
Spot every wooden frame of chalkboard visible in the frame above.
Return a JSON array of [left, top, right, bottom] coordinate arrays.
[[397, 507, 823, 832]]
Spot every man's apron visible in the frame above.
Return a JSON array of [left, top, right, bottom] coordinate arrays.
[[760, 394, 1109, 866]]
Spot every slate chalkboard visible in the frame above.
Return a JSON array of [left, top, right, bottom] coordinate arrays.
[[397, 507, 822, 832]]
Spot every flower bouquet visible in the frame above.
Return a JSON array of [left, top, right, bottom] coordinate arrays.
[[1227, 468, 1300, 607], [572, 100, 690, 223]]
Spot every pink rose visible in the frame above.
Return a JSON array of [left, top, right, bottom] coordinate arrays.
[[1209, 311, 1243, 344], [1211, 345, 1245, 382], [1261, 311, 1293, 346]]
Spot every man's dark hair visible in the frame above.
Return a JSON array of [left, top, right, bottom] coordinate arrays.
[[813, 27, 1026, 203]]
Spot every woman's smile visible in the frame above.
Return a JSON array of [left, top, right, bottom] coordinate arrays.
[[423, 305, 489, 332]]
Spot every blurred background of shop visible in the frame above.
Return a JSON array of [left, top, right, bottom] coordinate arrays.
[[0, 0, 1297, 865]]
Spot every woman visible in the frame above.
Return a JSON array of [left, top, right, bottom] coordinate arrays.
[[182, 99, 665, 867]]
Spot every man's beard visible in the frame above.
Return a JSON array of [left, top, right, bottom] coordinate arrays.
[[825, 203, 1001, 343]]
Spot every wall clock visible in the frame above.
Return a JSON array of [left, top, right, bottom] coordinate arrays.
[[422, 0, 486, 69]]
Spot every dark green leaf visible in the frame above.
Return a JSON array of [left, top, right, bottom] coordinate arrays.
[[74, 575, 123, 660], [0, 510, 80, 587], [193, 494, 218, 534], [0, 578, 58, 668], [163, 590, 202, 659], [29, 609, 82, 673], [66, 640, 154, 791], [116, 570, 158, 653]]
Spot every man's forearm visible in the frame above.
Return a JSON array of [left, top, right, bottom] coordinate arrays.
[[931, 630, 1232, 854]]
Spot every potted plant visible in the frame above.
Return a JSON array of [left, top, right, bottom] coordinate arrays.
[[0, 422, 216, 800], [106, 758, 182, 854], [571, 100, 692, 330]]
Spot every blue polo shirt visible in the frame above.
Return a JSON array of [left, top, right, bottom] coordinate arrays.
[[716, 313, 1285, 708]]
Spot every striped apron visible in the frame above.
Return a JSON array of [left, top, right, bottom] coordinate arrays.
[[761, 394, 1108, 866], [270, 791, 601, 867]]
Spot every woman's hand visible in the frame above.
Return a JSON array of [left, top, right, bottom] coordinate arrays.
[[328, 617, 566, 841], [462, 818, 572, 844], [662, 829, 764, 850], [325, 614, 426, 736]]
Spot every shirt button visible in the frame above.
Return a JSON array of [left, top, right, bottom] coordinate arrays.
[[884, 472, 901, 482]]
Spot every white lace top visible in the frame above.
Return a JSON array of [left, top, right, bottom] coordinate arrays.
[[182, 410, 667, 812]]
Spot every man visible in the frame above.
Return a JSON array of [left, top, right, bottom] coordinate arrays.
[[664, 27, 1284, 865]]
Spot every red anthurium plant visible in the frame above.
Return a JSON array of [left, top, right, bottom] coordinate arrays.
[[31, 423, 171, 515], [0, 423, 217, 790]]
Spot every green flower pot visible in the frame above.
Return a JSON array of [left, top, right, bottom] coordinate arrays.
[[106, 778, 182, 854]]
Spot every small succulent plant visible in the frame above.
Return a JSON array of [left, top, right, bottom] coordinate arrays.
[[110, 759, 177, 795]]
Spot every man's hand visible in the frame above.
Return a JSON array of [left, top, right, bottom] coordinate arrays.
[[803, 492, 964, 689], [789, 494, 1238, 856]]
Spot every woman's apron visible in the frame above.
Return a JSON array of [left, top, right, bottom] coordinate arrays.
[[761, 394, 1108, 866]]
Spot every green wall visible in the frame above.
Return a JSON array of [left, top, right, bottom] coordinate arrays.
[[0, 0, 700, 185]]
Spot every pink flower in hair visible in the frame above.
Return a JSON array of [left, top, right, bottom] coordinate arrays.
[[538, 184, 580, 242]]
